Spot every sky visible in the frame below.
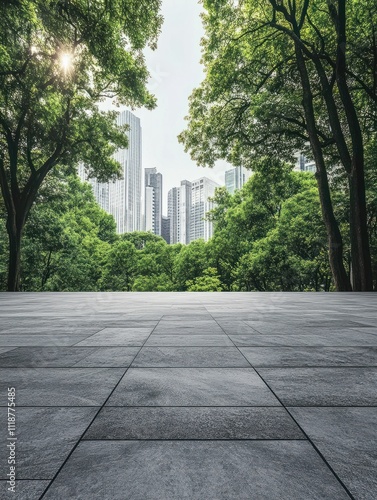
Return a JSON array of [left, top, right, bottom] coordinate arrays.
[[133, 0, 230, 213]]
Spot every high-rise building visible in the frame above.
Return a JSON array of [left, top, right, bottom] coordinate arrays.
[[168, 186, 179, 244], [144, 167, 163, 236], [190, 177, 220, 242], [168, 180, 192, 245], [294, 152, 316, 173], [79, 110, 142, 234], [161, 216, 170, 244], [109, 110, 142, 233], [225, 166, 252, 194]]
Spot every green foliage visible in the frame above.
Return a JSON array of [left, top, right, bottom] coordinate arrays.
[[0, 0, 162, 289], [187, 267, 223, 292], [173, 239, 211, 290], [99, 240, 137, 291], [5, 161, 376, 292]]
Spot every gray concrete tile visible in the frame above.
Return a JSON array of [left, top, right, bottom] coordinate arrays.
[[0, 407, 97, 479], [0, 335, 91, 347], [0, 368, 124, 406], [106, 368, 279, 406], [0, 480, 49, 499], [258, 368, 377, 406], [246, 320, 368, 332], [217, 321, 259, 334], [73, 347, 140, 367], [145, 335, 234, 346], [0, 347, 97, 367], [132, 347, 250, 367], [0, 347, 16, 354], [289, 407, 377, 500], [0, 347, 139, 367], [229, 332, 377, 347], [84, 407, 303, 440], [76, 328, 152, 346], [152, 325, 224, 335], [43, 441, 349, 499], [0, 326, 101, 335], [240, 347, 377, 367]]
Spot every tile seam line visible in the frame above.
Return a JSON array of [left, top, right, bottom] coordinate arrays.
[[207, 309, 355, 500], [39, 315, 163, 499], [254, 367, 356, 500], [2, 365, 376, 369]]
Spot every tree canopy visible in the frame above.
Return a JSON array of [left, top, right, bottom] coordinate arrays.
[[179, 0, 377, 291], [0, 0, 162, 290]]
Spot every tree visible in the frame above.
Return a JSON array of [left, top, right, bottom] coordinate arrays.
[[13, 175, 116, 291], [99, 240, 137, 291], [180, 0, 377, 291], [235, 179, 332, 291], [0, 0, 162, 290], [187, 267, 223, 291], [174, 239, 210, 290], [208, 159, 309, 289]]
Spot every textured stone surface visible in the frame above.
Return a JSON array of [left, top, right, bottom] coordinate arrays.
[[0, 407, 97, 479], [289, 407, 377, 500], [84, 407, 303, 440], [258, 367, 377, 406], [106, 368, 280, 406], [0, 368, 124, 406], [1, 291, 376, 499], [43, 441, 350, 500], [240, 346, 377, 367], [132, 347, 250, 367]]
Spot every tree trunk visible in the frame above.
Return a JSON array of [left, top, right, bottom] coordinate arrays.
[[331, 0, 373, 290], [349, 163, 373, 290], [6, 214, 23, 292], [294, 41, 352, 291]]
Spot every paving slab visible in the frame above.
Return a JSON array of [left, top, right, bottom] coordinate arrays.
[[229, 331, 377, 346], [75, 328, 152, 346], [0, 407, 97, 479], [0, 347, 140, 367], [106, 368, 280, 406], [0, 368, 124, 406], [152, 325, 224, 335], [0, 335, 91, 347], [258, 367, 377, 406], [145, 334, 234, 346], [132, 347, 250, 367], [0, 480, 49, 500], [289, 407, 377, 500], [42, 441, 350, 500], [84, 407, 303, 440], [240, 347, 377, 367], [0, 291, 376, 499]]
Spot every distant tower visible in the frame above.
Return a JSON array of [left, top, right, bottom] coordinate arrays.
[[161, 216, 171, 244], [293, 152, 316, 173], [77, 110, 142, 234], [144, 167, 163, 236], [190, 177, 220, 242], [225, 166, 251, 194], [168, 180, 192, 245]]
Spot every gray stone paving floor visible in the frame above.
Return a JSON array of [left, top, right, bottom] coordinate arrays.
[[0, 292, 376, 499]]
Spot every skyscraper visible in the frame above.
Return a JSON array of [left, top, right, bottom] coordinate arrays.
[[190, 177, 220, 242], [168, 180, 192, 245], [109, 110, 142, 233], [294, 152, 316, 173], [161, 216, 170, 244], [144, 167, 163, 236], [225, 166, 251, 194], [79, 110, 142, 234]]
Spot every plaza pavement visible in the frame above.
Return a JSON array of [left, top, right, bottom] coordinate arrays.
[[0, 292, 376, 499]]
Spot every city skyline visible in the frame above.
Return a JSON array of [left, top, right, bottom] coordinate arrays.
[[101, 0, 231, 212]]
